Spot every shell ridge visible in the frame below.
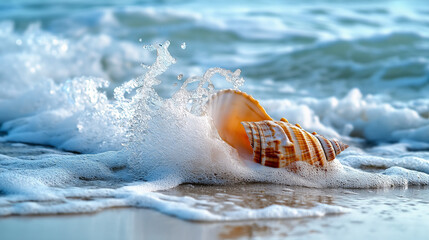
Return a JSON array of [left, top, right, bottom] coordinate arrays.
[[276, 121, 294, 147], [314, 134, 330, 163], [253, 122, 262, 164], [242, 122, 254, 148], [257, 121, 267, 166], [285, 124, 303, 163], [301, 130, 317, 165], [302, 130, 327, 166], [295, 127, 315, 165], [267, 120, 291, 168], [330, 139, 341, 156], [276, 121, 298, 167], [242, 121, 262, 164], [260, 120, 282, 168]]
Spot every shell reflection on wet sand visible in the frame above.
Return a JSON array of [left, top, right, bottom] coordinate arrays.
[[208, 89, 349, 168]]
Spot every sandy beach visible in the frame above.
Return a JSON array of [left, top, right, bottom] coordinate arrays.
[[1, 184, 429, 240]]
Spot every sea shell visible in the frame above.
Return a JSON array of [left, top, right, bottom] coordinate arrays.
[[207, 89, 348, 168]]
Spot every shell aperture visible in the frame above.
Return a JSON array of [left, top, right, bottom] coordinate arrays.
[[208, 90, 349, 168], [207, 89, 272, 159]]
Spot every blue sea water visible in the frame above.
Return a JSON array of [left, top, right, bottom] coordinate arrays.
[[0, 0, 429, 237]]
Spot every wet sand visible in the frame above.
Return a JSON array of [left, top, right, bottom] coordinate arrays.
[[1, 184, 428, 240]]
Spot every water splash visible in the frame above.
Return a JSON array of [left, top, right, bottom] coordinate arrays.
[[111, 40, 245, 143], [99, 41, 247, 182]]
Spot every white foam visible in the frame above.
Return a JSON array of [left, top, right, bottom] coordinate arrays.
[[0, 150, 353, 220], [341, 149, 429, 175], [0, 77, 125, 153], [0, 174, 350, 220], [222, 203, 349, 221], [262, 88, 429, 143], [384, 167, 429, 185]]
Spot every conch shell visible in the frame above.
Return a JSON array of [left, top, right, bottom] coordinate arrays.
[[207, 89, 348, 168]]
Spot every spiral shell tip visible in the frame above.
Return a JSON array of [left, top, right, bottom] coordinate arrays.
[[340, 142, 349, 151]]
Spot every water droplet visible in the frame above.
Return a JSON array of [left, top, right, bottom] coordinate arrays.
[[181, 42, 186, 49], [208, 83, 215, 91], [60, 44, 68, 52], [139, 38, 143, 42], [141, 63, 150, 69], [15, 39, 22, 46], [177, 74, 183, 80]]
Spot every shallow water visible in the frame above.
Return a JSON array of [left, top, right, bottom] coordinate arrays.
[[0, 0, 429, 238], [1, 182, 429, 240]]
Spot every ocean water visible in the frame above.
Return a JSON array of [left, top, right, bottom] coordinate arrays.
[[0, 0, 429, 237]]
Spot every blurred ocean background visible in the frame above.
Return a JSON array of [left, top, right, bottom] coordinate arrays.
[[0, 0, 429, 239]]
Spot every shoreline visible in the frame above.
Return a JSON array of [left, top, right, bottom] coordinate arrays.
[[1, 185, 429, 240]]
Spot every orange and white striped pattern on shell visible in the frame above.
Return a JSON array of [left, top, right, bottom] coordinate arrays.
[[207, 89, 348, 168], [242, 120, 348, 168]]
